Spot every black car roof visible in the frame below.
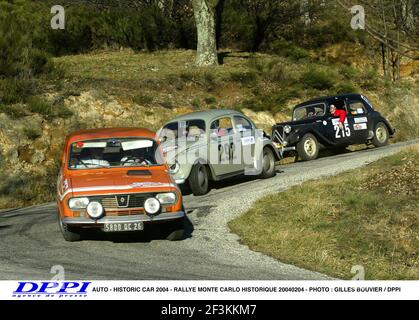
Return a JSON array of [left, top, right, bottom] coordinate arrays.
[[295, 93, 363, 108]]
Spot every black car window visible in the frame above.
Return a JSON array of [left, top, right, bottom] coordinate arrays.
[[293, 103, 325, 121], [347, 100, 367, 116], [327, 99, 347, 115]]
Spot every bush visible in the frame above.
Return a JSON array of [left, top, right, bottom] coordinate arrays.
[[0, 104, 27, 119], [265, 61, 287, 83], [55, 106, 74, 118], [242, 88, 300, 113], [204, 96, 217, 105], [133, 94, 154, 105], [0, 78, 35, 105], [339, 65, 358, 79], [191, 98, 200, 109], [23, 127, 42, 140], [268, 40, 310, 61], [360, 69, 381, 91], [300, 68, 334, 90], [335, 82, 358, 94], [27, 97, 52, 115], [229, 71, 258, 86], [0, 2, 52, 78]]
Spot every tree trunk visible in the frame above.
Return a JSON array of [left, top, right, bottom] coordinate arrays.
[[192, 0, 219, 66], [300, 0, 311, 26], [381, 43, 387, 76], [215, 0, 225, 50]]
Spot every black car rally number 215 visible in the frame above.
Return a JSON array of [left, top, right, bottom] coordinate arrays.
[[272, 94, 395, 161]]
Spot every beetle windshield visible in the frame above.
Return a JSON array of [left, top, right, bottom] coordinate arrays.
[[68, 138, 164, 169], [293, 104, 326, 121], [160, 120, 206, 141]]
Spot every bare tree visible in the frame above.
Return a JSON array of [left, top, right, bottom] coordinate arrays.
[[337, 0, 419, 81], [192, 0, 220, 66]]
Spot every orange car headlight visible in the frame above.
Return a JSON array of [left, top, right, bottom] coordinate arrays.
[[156, 192, 177, 205], [68, 197, 90, 210]]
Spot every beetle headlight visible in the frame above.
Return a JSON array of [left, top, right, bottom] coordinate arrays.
[[168, 161, 180, 174], [144, 198, 161, 215], [68, 197, 90, 209], [86, 201, 104, 219], [284, 125, 292, 134], [156, 192, 177, 205]]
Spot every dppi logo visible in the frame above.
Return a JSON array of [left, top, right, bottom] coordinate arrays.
[[13, 281, 91, 298]]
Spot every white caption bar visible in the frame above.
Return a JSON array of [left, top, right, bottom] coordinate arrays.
[[1, 281, 418, 300]]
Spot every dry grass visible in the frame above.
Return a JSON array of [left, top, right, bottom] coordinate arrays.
[[229, 146, 419, 279]]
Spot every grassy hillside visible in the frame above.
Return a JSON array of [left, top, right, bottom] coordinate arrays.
[[229, 146, 419, 280], [55, 48, 419, 138], [0, 48, 418, 210]]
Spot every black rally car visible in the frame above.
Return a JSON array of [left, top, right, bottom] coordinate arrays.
[[272, 94, 395, 161]]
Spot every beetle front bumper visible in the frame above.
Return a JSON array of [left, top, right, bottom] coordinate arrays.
[[63, 211, 185, 226]]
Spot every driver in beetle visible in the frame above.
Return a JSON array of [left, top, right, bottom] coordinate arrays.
[[330, 104, 347, 129]]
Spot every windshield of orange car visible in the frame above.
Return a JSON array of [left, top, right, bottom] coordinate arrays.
[[68, 138, 164, 169]]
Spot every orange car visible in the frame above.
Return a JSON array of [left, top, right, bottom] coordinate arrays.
[[56, 128, 185, 242]]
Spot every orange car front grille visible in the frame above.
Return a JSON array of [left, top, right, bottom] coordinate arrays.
[[89, 193, 158, 210]]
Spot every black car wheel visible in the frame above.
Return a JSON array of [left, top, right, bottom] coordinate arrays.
[[58, 217, 82, 242], [259, 147, 276, 179], [189, 163, 209, 196], [372, 122, 389, 147], [297, 133, 319, 161]]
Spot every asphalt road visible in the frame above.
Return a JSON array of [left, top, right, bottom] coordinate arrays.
[[0, 140, 417, 280]]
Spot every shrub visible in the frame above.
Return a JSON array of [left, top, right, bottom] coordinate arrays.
[[229, 71, 258, 86], [203, 72, 218, 89], [360, 69, 381, 91], [339, 65, 358, 79], [0, 104, 27, 119], [269, 40, 310, 61], [27, 97, 52, 115], [248, 56, 265, 73], [204, 96, 217, 105], [300, 68, 334, 90], [335, 82, 358, 94], [241, 88, 300, 114], [0, 79, 35, 105], [0, 2, 52, 78], [0, 79, 24, 105], [160, 100, 174, 109], [133, 94, 154, 105], [55, 106, 74, 119], [265, 61, 287, 83], [23, 127, 41, 140], [191, 98, 200, 109]]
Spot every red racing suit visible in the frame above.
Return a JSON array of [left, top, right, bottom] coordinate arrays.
[[333, 109, 347, 124]]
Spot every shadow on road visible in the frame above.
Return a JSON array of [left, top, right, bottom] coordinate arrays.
[[181, 168, 285, 196]]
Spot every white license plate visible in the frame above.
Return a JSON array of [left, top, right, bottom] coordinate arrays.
[[103, 222, 144, 233]]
